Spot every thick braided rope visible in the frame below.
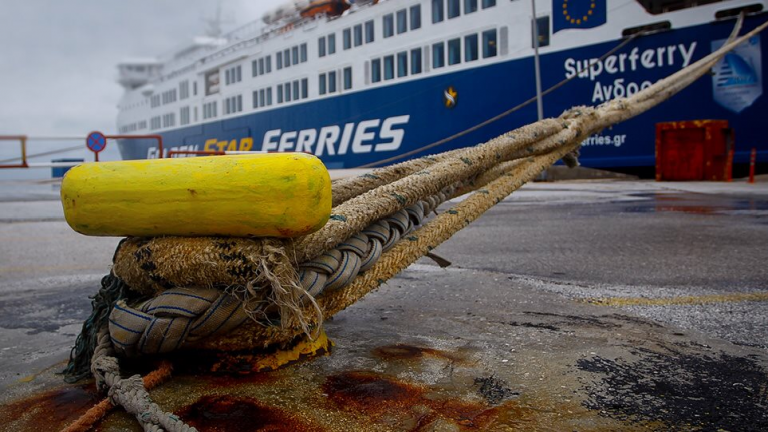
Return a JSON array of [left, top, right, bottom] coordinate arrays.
[[107, 184, 457, 355], [295, 120, 567, 263], [89, 347, 197, 432], [299, 183, 457, 297], [108, 288, 249, 357], [197, 142, 578, 350], [330, 120, 563, 206], [61, 361, 173, 432]]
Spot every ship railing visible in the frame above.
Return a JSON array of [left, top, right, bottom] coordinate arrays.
[[0, 134, 164, 169], [160, 12, 328, 82], [0, 135, 89, 169]]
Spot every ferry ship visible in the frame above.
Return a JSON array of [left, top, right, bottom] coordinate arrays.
[[115, 0, 767, 174]]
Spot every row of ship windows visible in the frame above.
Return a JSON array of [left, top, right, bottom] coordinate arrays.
[[118, 121, 147, 133], [150, 81, 195, 108], [319, 4, 422, 58], [432, 0, 496, 23], [371, 28, 498, 82], [146, 68, 353, 129], [149, 1, 495, 109], [140, 25, 501, 131]]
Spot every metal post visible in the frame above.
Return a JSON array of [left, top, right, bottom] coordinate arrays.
[[531, 0, 544, 121]]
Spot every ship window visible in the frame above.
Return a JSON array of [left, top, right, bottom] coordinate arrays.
[[532, 16, 550, 48], [410, 5, 421, 29], [203, 101, 217, 119], [278, 85, 284, 102], [383, 14, 394, 38], [180, 106, 190, 125], [293, 80, 300, 100], [180, 81, 190, 99], [636, 0, 727, 14], [328, 34, 336, 54], [432, 0, 445, 23], [267, 87, 273, 105], [354, 24, 363, 47], [151, 94, 161, 108], [344, 67, 353, 90], [266, 56, 272, 73], [319, 36, 327, 57], [482, 29, 497, 58], [465, 0, 477, 14], [343, 28, 352, 50], [432, 42, 445, 68], [252, 59, 259, 76], [285, 83, 292, 102], [151, 116, 161, 130], [397, 51, 408, 77], [448, 38, 461, 65], [397, 9, 408, 34], [277, 52, 283, 69], [302, 78, 309, 99], [319, 73, 327, 95], [253, 90, 260, 108], [371, 58, 382, 83], [448, 0, 460, 18], [260, 89, 266, 107], [292, 46, 299, 65], [193, 81, 197, 96], [365, 20, 375, 43], [328, 71, 337, 93], [465, 34, 478, 62], [411, 48, 422, 74], [384, 55, 395, 80], [301, 44, 308, 62], [481, 0, 495, 8], [259, 58, 265, 75], [284, 49, 291, 67]]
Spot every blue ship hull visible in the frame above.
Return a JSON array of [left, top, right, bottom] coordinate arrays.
[[118, 16, 768, 170]]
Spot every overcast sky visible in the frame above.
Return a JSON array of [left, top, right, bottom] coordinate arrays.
[[0, 0, 283, 178]]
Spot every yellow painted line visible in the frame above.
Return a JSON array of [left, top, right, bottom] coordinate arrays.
[[0, 264, 106, 274], [585, 292, 768, 307]]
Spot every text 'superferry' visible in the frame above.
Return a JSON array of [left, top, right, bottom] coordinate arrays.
[[115, 0, 768, 172]]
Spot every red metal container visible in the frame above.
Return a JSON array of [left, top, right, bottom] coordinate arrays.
[[655, 120, 733, 181]]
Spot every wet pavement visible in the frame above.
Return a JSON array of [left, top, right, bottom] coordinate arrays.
[[0, 178, 767, 431]]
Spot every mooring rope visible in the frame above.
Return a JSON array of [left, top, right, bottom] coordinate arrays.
[[61, 15, 765, 432]]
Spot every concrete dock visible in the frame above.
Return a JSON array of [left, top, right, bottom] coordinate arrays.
[[1, 178, 767, 431]]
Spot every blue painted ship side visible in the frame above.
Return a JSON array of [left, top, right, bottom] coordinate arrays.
[[118, 15, 768, 170]]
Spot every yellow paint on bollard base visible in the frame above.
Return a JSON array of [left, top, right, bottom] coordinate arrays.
[[61, 153, 331, 238]]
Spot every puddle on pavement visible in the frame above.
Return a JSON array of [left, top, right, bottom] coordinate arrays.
[[622, 193, 768, 216]]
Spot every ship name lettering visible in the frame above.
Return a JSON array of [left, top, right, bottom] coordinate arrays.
[[203, 137, 254, 152], [564, 42, 697, 81], [261, 115, 410, 156]]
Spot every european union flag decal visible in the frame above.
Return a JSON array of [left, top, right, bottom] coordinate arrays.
[[553, 0, 607, 33]]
